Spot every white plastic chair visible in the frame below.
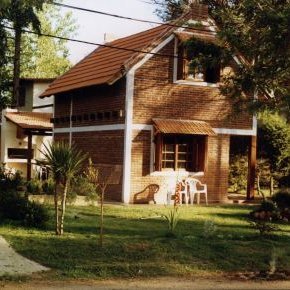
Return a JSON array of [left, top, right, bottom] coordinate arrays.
[[166, 179, 177, 205], [177, 180, 189, 205], [186, 178, 208, 205]]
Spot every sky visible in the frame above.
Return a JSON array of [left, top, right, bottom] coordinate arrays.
[[61, 0, 160, 64]]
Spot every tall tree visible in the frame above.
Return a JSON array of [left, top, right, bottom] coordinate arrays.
[[152, 0, 290, 114], [4, 0, 46, 106], [21, 3, 77, 78], [0, 1, 76, 106]]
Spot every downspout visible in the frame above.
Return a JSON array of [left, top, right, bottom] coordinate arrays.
[[122, 70, 134, 204], [69, 95, 73, 147]]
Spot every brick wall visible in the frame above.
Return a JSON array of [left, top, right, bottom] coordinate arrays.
[[54, 79, 126, 129], [129, 39, 250, 203], [130, 130, 230, 203], [133, 40, 253, 129], [53, 79, 126, 202]]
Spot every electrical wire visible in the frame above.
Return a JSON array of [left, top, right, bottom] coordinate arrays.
[[4, 25, 180, 59], [51, 1, 212, 32]]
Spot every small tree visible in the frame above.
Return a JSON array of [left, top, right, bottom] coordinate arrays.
[[40, 142, 87, 235], [84, 162, 122, 247]]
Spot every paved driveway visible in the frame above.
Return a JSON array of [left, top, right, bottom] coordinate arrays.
[[0, 236, 49, 276]]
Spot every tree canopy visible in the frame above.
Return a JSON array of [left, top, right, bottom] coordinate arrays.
[[152, 0, 290, 114], [0, 0, 76, 106]]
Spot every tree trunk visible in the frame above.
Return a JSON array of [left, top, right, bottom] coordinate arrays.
[[99, 187, 105, 247], [270, 176, 274, 196], [59, 180, 69, 235], [13, 24, 22, 107], [54, 183, 60, 235], [257, 174, 260, 195]]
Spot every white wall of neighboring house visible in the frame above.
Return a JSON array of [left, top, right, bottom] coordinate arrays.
[[0, 79, 53, 178]]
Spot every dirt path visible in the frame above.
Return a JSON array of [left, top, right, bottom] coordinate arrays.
[[0, 236, 49, 276], [1, 278, 290, 290]]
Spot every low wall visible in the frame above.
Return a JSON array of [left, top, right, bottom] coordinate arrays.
[[28, 195, 98, 207]]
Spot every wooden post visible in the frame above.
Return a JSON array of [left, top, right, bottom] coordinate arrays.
[[27, 132, 32, 181], [247, 136, 257, 200]]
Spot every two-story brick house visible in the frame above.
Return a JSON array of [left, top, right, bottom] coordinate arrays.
[[41, 4, 257, 204]]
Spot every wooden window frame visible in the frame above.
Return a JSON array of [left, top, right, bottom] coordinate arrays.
[[155, 134, 207, 172], [177, 42, 220, 84]]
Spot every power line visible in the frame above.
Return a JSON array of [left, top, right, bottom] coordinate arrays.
[[4, 25, 180, 60], [51, 1, 210, 32]]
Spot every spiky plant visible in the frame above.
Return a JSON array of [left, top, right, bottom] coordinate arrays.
[[40, 141, 87, 235]]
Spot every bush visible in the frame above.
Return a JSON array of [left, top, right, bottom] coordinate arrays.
[[272, 190, 290, 210], [23, 201, 49, 228], [71, 176, 99, 202], [42, 178, 55, 195], [26, 178, 42, 194], [0, 164, 23, 191], [278, 175, 290, 188], [0, 190, 49, 228], [229, 154, 248, 192], [250, 200, 280, 221]]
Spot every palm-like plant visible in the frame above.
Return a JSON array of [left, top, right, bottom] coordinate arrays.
[[41, 141, 87, 235]]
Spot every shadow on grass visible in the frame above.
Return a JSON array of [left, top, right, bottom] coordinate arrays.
[[1, 204, 290, 279]]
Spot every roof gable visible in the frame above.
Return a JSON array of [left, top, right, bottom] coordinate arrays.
[[41, 4, 215, 98]]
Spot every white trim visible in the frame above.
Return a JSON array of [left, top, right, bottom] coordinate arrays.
[[174, 80, 219, 87], [122, 34, 175, 204], [213, 127, 256, 136], [54, 124, 125, 134], [52, 95, 55, 139], [132, 124, 152, 131], [150, 171, 204, 177], [69, 96, 73, 146], [53, 123, 256, 137]]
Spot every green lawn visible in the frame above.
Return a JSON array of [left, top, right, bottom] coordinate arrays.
[[0, 204, 290, 279]]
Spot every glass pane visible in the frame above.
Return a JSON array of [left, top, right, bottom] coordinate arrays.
[[164, 143, 174, 152], [177, 162, 186, 169], [178, 153, 187, 161], [162, 153, 174, 161], [178, 144, 187, 152], [162, 161, 174, 169]]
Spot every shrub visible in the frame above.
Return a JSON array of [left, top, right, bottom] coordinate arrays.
[[71, 176, 99, 202], [0, 190, 49, 228], [272, 190, 290, 210], [229, 154, 248, 192], [23, 201, 49, 228], [42, 178, 55, 195], [250, 200, 280, 221], [0, 164, 23, 191], [26, 178, 42, 194]]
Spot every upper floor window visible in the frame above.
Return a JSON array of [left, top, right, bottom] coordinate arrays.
[[176, 40, 221, 84]]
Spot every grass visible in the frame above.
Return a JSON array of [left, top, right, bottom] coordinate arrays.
[[0, 204, 290, 279]]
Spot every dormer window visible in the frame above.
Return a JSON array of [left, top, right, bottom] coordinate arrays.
[[176, 39, 221, 84]]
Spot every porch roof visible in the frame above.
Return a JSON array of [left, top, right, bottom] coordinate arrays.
[[5, 112, 52, 131], [152, 118, 216, 136]]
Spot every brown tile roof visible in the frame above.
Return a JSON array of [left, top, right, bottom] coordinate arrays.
[[5, 112, 52, 130], [40, 4, 216, 98], [152, 118, 216, 136], [40, 24, 173, 97]]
